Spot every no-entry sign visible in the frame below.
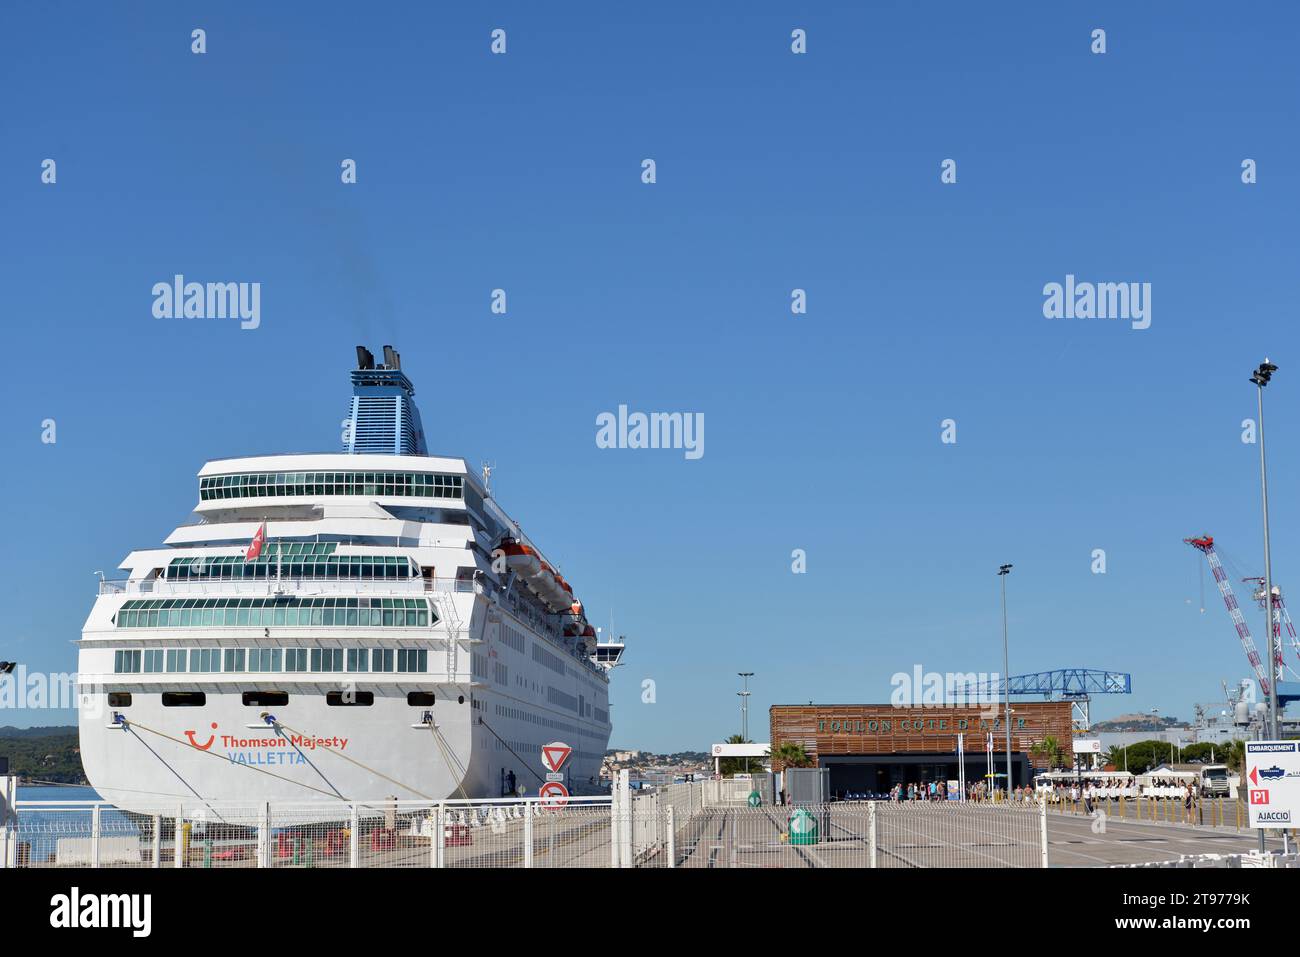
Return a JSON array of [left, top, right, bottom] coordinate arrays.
[[538, 781, 569, 808]]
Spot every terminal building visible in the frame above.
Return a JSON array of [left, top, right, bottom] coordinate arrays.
[[769, 702, 1075, 797]]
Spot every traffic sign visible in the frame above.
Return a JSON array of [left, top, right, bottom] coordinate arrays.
[[545, 772, 564, 782], [747, 790, 761, 808], [540, 742, 572, 773], [1245, 741, 1300, 828], [538, 781, 569, 808]]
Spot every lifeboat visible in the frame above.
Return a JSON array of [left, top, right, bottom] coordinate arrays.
[[580, 624, 598, 654], [498, 539, 541, 578], [562, 601, 585, 632], [500, 538, 574, 612]]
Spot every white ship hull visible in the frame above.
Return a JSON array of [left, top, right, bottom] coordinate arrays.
[[76, 348, 618, 814], [79, 587, 611, 814]]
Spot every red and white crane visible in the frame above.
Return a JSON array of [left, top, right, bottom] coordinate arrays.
[[1243, 576, 1300, 673], [1185, 535, 1284, 695]]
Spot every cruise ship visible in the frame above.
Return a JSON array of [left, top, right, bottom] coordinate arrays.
[[76, 346, 622, 812]]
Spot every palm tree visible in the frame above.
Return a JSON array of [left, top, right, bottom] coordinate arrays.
[[718, 734, 756, 776], [772, 742, 813, 770], [1031, 736, 1066, 770]]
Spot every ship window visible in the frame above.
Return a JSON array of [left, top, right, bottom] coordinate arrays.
[[407, 692, 435, 706], [242, 691, 289, 707], [326, 691, 374, 706], [310, 648, 343, 672], [397, 649, 427, 673], [162, 692, 206, 707], [108, 692, 132, 707]]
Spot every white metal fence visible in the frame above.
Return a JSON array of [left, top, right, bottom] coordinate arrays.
[[2, 782, 1047, 869], [622, 797, 1046, 868]]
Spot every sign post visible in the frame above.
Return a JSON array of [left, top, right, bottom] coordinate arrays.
[[538, 742, 572, 809], [1245, 741, 1300, 833]]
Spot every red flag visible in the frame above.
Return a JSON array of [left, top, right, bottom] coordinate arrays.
[[245, 522, 266, 561]]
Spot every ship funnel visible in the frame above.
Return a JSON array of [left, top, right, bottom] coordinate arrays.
[[345, 345, 427, 455]]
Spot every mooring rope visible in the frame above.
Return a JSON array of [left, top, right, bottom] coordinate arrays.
[[123, 718, 344, 800]]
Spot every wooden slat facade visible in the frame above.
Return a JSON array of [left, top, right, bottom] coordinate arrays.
[[769, 702, 1075, 771]]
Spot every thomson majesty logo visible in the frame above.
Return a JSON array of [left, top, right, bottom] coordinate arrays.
[[596, 405, 704, 460], [1042, 274, 1150, 330], [180, 720, 351, 766], [50, 887, 151, 938], [152, 274, 261, 330]]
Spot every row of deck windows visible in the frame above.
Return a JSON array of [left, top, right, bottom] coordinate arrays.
[[167, 554, 419, 580], [198, 471, 463, 501], [113, 647, 429, 675], [115, 597, 433, 629]]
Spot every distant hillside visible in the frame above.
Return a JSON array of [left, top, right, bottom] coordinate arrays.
[[1093, 714, 1182, 732], [0, 725, 77, 738], [605, 749, 709, 765], [0, 727, 86, 784]]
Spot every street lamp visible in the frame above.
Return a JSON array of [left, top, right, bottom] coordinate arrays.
[[1251, 358, 1281, 855], [738, 672, 754, 772], [1250, 359, 1280, 743], [997, 564, 1013, 794]]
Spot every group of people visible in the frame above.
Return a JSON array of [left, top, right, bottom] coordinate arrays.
[[886, 780, 1029, 802], [889, 781, 950, 801]]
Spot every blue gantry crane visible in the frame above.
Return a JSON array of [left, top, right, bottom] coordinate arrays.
[[975, 668, 1132, 731]]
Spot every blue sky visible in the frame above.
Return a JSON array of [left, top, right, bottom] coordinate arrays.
[[2, 2, 1298, 750]]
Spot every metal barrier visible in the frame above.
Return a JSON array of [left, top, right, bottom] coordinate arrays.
[[1115, 850, 1300, 869], [625, 785, 1047, 868], [4, 789, 1047, 869], [874, 800, 1045, 868], [1046, 794, 1285, 834]]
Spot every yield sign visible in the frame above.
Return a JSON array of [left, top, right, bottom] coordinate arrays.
[[541, 741, 572, 773]]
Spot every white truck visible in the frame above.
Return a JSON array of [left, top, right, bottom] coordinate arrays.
[[1199, 764, 1231, 797]]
